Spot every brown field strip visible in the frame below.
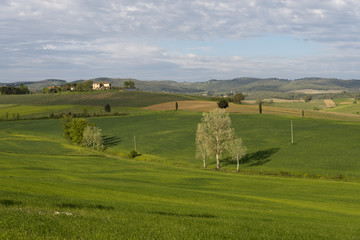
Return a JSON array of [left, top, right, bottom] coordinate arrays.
[[324, 99, 336, 108], [144, 101, 360, 122]]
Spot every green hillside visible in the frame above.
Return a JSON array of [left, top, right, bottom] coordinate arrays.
[[88, 111, 360, 178], [0, 118, 359, 239], [0, 91, 198, 107], [3, 77, 360, 94], [2, 92, 360, 239]]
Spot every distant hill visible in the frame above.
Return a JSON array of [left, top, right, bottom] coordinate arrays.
[[1, 79, 67, 91], [2, 77, 360, 94]]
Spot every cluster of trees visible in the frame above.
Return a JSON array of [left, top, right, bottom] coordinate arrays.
[[233, 93, 245, 104], [42, 86, 61, 93], [196, 109, 246, 171], [42, 80, 94, 93], [2, 112, 20, 120], [77, 80, 93, 91], [61, 116, 104, 150], [124, 80, 136, 89], [0, 84, 29, 94], [215, 93, 246, 109]]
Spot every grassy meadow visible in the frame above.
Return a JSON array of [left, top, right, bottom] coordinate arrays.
[[1, 92, 360, 239], [1, 119, 360, 239], [271, 100, 327, 111], [0, 91, 200, 120], [91, 111, 360, 177], [0, 91, 199, 107]]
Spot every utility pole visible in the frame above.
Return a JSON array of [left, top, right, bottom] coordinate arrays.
[[291, 121, 294, 144], [134, 135, 137, 151]]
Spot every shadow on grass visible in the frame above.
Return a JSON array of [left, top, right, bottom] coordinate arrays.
[[151, 211, 216, 219], [244, 148, 280, 166], [103, 135, 122, 147], [222, 148, 280, 167], [57, 202, 114, 211], [88, 204, 115, 210], [0, 199, 22, 207]]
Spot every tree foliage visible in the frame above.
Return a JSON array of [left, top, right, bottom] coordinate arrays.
[[233, 93, 245, 104], [195, 123, 212, 168], [197, 109, 234, 170], [304, 95, 312, 102], [227, 137, 247, 172], [217, 99, 229, 109], [61, 117, 92, 144], [124, 80, 135, 89], [0, 85, 29, 94], [105, 104, 111, 113], [76, 80, 93, 91], [82, 125, 104, 150]]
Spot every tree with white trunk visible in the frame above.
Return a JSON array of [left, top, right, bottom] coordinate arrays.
[[82, 125, 104, 150], [196, 108, 236, 170], [195, 123, 212, 168], [227, 137, 247, 172]]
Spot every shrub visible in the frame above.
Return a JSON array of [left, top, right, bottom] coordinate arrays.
[[129, 150, 141, 158], [304, 95, 312, 102]]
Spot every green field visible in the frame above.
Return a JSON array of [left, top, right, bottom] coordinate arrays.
[[325, 101, 360, 114], [0, 91, 200, 120], [89, 111, 360, 177], [0, 91, 199, 107], [1, 92, 360, 239], [1, 119, 360, 239], [270, 100, 327, 110]]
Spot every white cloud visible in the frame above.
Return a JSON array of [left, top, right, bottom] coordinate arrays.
[[2, 0, 360, 81], [42, 44, 57, 50]]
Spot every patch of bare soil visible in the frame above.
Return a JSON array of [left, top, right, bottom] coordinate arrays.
[[324, 99, 336, 108], [243, 99, 303, 104], [292, 89, 343, 94], [144, 101, 218, 112]]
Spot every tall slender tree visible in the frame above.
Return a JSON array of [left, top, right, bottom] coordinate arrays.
[[197, 108, 234, 170], [259, 102, 263, 114], [227, 137, 247, 172], [195, 123, 211, 168]]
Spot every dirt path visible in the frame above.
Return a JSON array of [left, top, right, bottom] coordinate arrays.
[[324, 99, 336, 108]]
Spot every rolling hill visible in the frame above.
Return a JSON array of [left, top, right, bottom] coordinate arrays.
[[2, 77, 360, 95]]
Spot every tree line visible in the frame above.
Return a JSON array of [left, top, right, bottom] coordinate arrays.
[[0, 84, 29, 94]]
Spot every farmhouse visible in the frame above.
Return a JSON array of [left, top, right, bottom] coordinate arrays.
[[92, 82, 111, 90]]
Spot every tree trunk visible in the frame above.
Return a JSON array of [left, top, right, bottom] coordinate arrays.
[[216, 153, 220, 170], [236, 156, 239, 172], [216, 137, 220, 170]]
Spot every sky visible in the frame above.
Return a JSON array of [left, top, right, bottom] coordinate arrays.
[[1, 0, 360, 83]]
